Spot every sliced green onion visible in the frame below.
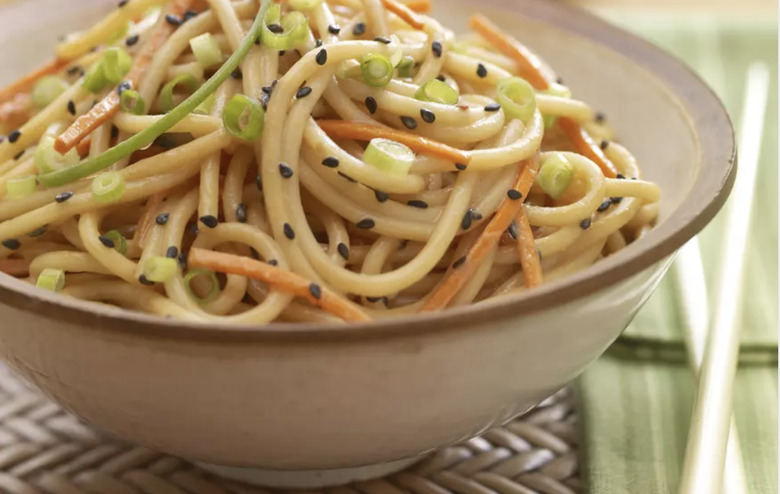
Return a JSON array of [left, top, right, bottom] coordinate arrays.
[[222, 94, 265, 141], [83, 62, 109, 93], [396, 56, 415, 78], [143, 256, 178, 283], [414, 79, 459, 105], [39, 0, 274, 188], [360, 53, 394, 87], [6, 175, 38, 199], [103, 230, 128, 255], [91, 171, 126, 203], [158, 74, 199, 113], [190, 33, 223, 69], [261, 4, 309, 50], [120, 89, 146, 115], [34, 136, 80, 174], [537, 153, 574, 199], [31, 76, 68, 109], [363, 138, 415, 177], [193, 93, 216, 115], [102, 47, 133, 85], [36, 268, 65, 292], [496, 77, 536, 123], [184, 269, 221, 304], [289, 0, 322, 10], [542, 81, 572, 129]]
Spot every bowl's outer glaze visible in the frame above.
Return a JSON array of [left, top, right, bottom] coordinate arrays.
[[0, 0, 735, 470]]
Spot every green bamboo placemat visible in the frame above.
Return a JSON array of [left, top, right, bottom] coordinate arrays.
[[578, 15, 778, 494]]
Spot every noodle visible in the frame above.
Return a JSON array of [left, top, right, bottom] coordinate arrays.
[[0, 0, 660, 324]]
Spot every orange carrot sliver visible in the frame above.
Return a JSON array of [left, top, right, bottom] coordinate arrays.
[[0, 258, 31, 277], [401, 0, 432, 13], [0, 59, 69, 106], [469, 14, 550, 91], [515, 211, 542, 288], [188, 248, 372, 323], [54, 0, 194, 154], [317, 120, 470, 165], [558, 117, 618, 178], [422, 154, 540, 311], [381, 0, 426, 30], [132, 191, 167, 251]]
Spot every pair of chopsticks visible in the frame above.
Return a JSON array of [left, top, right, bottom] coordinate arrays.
[[675, 62, 770, 494]]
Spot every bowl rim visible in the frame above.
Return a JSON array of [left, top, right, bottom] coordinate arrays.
[[0, 0, 736, 343]]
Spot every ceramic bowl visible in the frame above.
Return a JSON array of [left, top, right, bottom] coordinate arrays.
[[0, 0, 735, 487]]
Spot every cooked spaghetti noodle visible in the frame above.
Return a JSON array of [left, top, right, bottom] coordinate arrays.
[[0, 0, 660, 324]]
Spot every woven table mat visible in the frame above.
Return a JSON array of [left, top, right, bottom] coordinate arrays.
[[0, 364, 580, 494]]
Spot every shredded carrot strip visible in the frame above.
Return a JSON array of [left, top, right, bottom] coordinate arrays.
[[317, 120, 471, 165], [469, 14, 550, 91], [188, 248, 372, 322], [0, 59, 69, 106], [401, 0, 432, 13], [76, 136, 92, 157], [380, 0, 426, 30], [422, 153, 540, 311], [0, 258, 30, 277], [514, 210, 542, 288], [557, 117, 618, 178], [132, 191, 167, 251], [54, 0, 194, 154]]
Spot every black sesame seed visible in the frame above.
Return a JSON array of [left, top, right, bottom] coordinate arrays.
[[13, 150, 24, 160], [67, 100, 76, 115], [436, 75, 446, 82], [316, 48, 328, 65], [66, 66, 82, 76], [1, 239, 20, 250], [139, 274, 155, 286], [337, 242, 350, 260], [156, 213, 169, 225], [255, 173, 263, 191], [595, 112, 606, 123], [166, 246, 179, 259], [125, 34, 139, 47], [431, 40, 443, 58], [165, 14, 182, 26], [507, 189, 523, 200], [407, 200, 428, 209], [374, 190, 389, 202], [476, 63, 488, 78], [374, 36, 391, 44], [27, 226, 47, 238], [8, 130, 21, 143], [309, 283, 322, 300], [484, 103, 501, 112], [401, 116, 417, 129], [353, 22, 366, 36], [200, 215, 218, 228], [453, 256, 467, 269], [182, 9, 198, 21], [267, 23, 284, 34], [611, 196, 623, 205], [117, 80, 131, 95], [356, 218, 375, 229], [616, 173, 626, 180], [268, 259, 279, 266], [366, 296, 384, 303], [455, 163, 467, 171], [461, 210, 473, 230], [98, 235, 115, 248], [283, 223, 296, 239], [259, 93, 269, 110], [118, 0, 128, 7], [236, 204, 247, 223], [315, 39, 323, 47], [597, 199, 612, 212], [231, 68, 243, 79], [508, 221, 519, 240], [296, 86, 313, 99], [55, 192, 73, 203], [178, 252, 188, 270], [322, 156, 339, 168], [338, 171, 357, 182], [261, 85, 274, 95], [279, 162, 294, 178], [365, 96, 378, 114], [420, 108, 435, 123], [600, 140, 609, 150], [580, 218, 592, 230], [328, 24, 341, 35]]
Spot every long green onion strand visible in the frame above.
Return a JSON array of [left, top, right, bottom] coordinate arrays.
[[39, 0, 273, 187], [158, 73, 200, 113], [184, 269, 221, 304], [91, 171, 126, 202], [143, 256, 178, 283], [120, 89, 146, 115], [36, 268, 66, 292], [222, 94, 265, 141], [360, 53, 394, 87], [536, 152, 574, 199], [6, 175, 38, 199], [103, 230, 128, 256], [496, 77, 536, 123], [414, 79, 459, 105], [31, 76, 68, 109], [363, 138, 415, 177], [261, 4, 309, 50]]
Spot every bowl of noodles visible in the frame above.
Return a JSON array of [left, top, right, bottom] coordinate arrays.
[[0, 0, 734, 487]]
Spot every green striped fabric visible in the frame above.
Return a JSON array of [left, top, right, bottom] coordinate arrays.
[[577, 15, 778, 494]]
